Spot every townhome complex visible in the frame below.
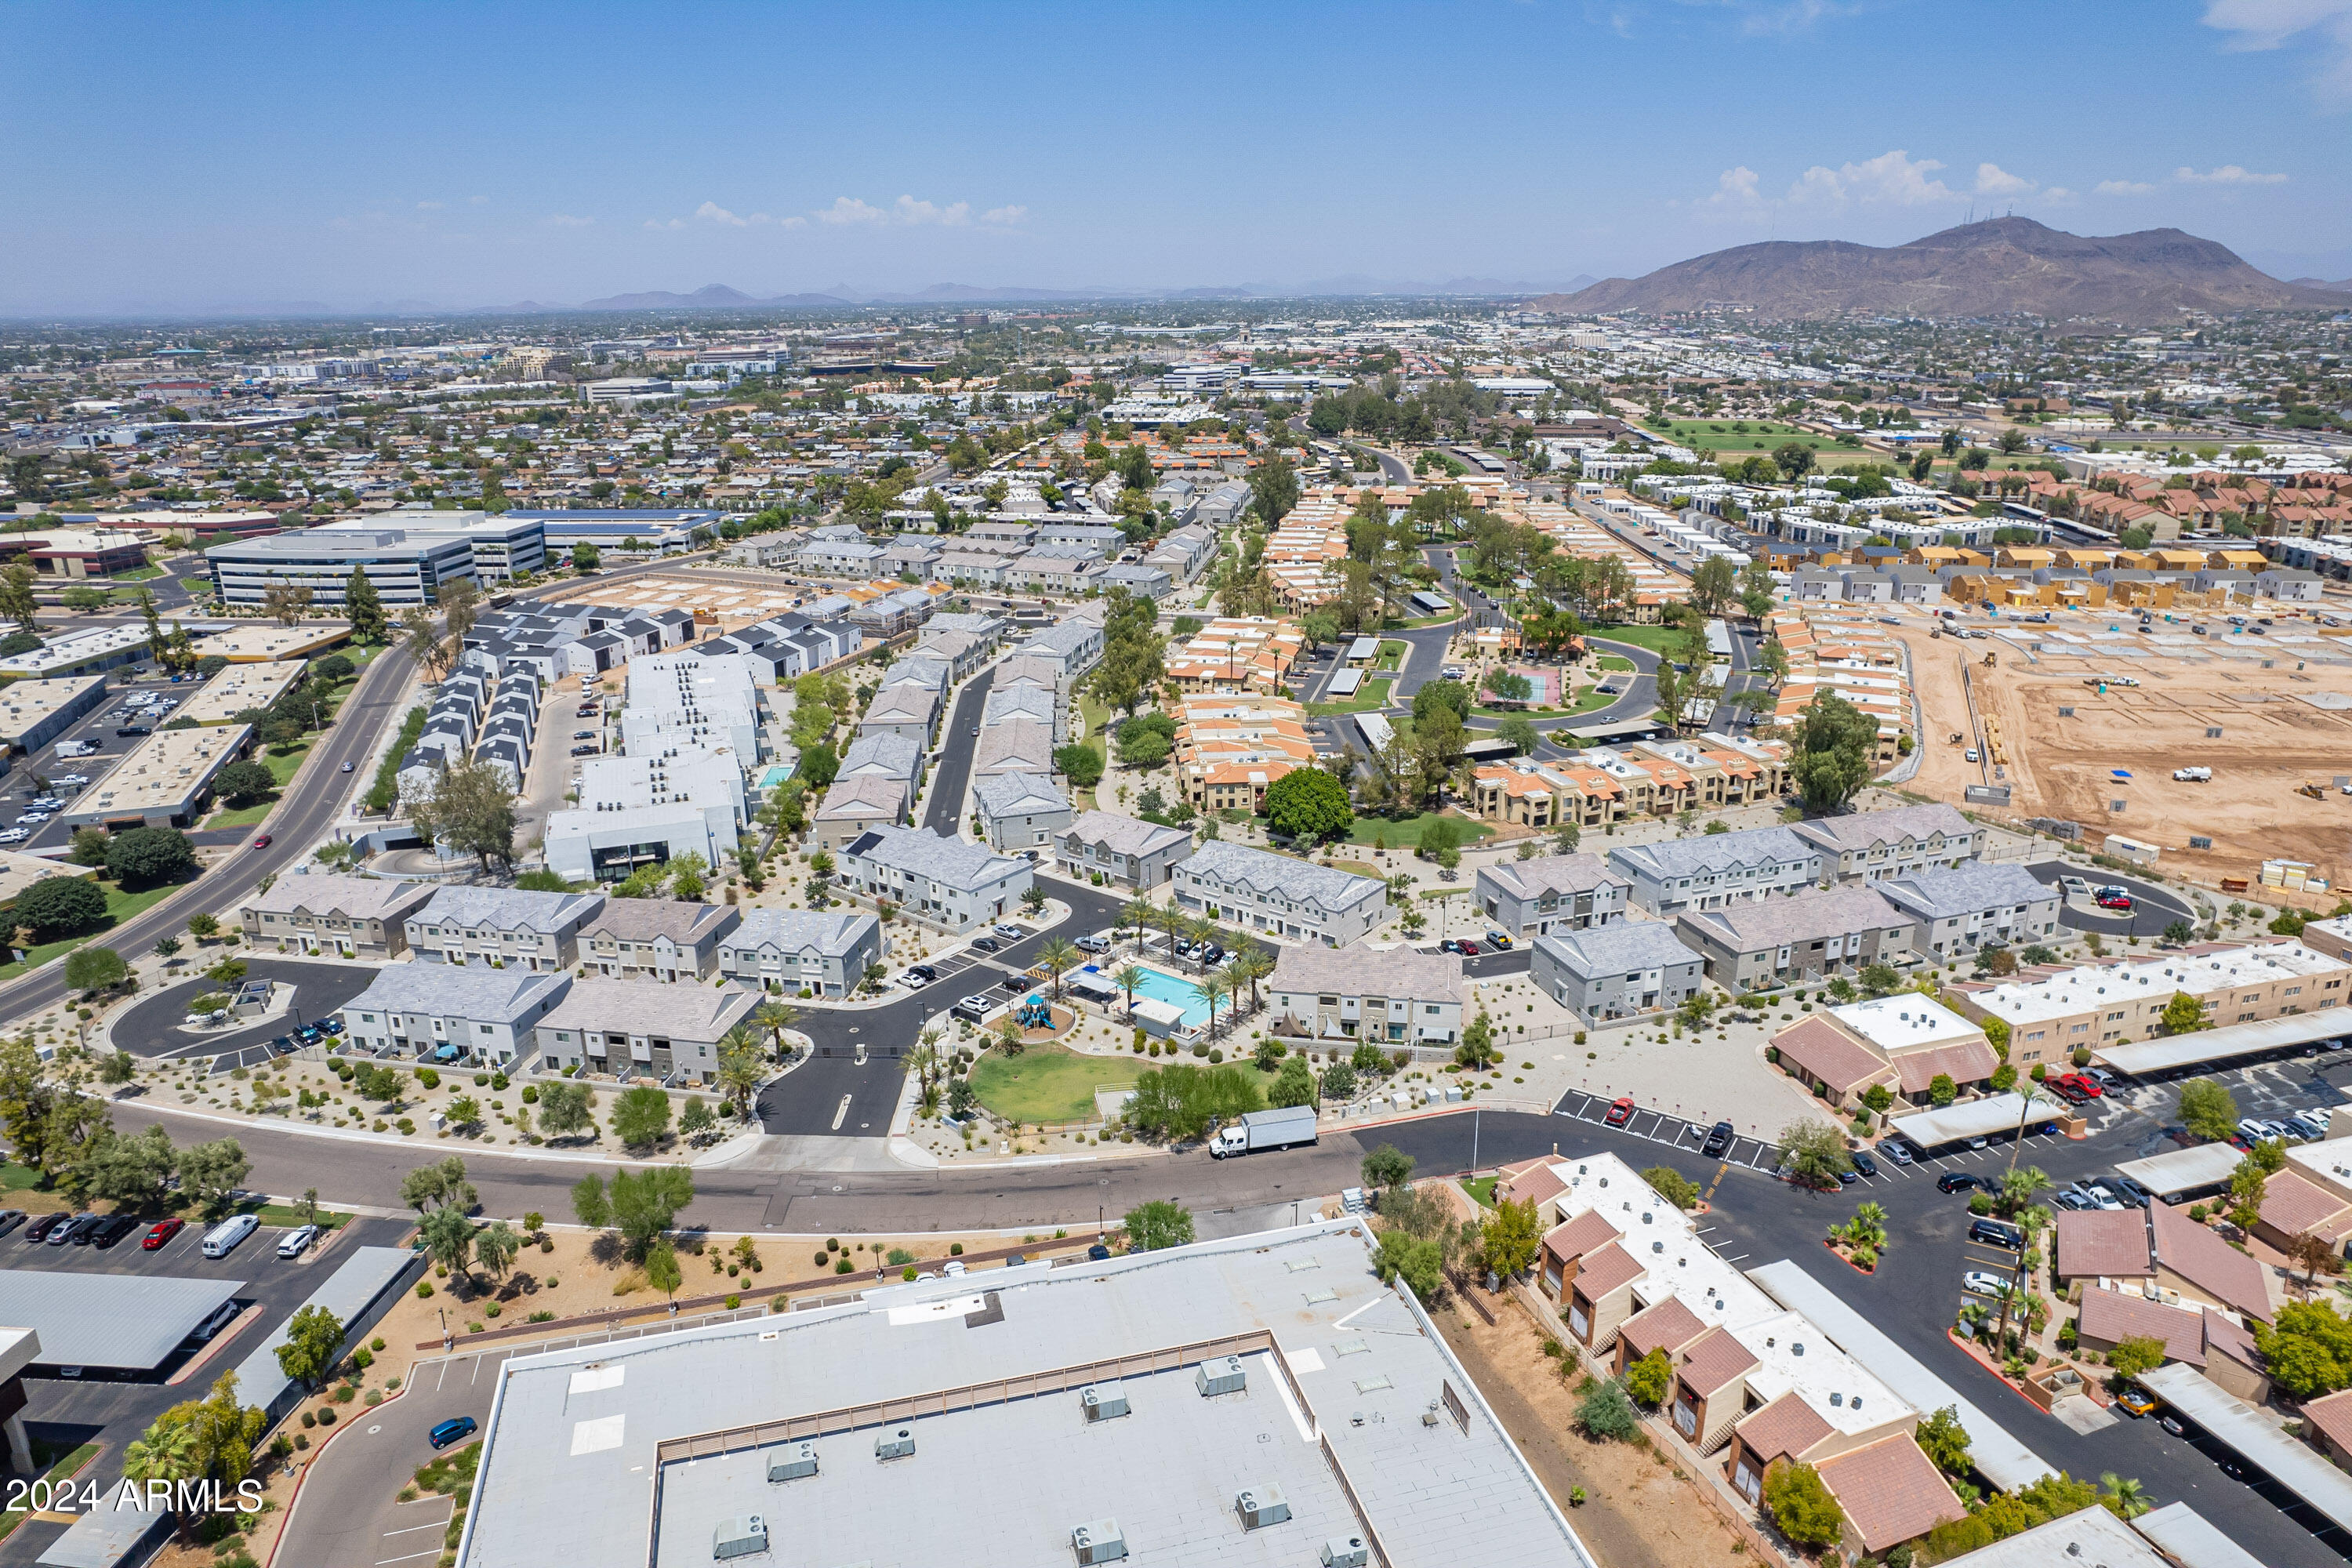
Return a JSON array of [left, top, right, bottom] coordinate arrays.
[[1607, 826, 1823, 917], [241, 872, 437, 960], [837, 825, 1033, 933], [403, 886, 606, 971], [533, 979, 760, 1085], [1675, 886, 1919, 989], [1054, 810, 1195, 889], [1475, 852, 1632, 938], [1530, 922, 1708, 1025], [715, 909, 886, 998], [1171, 840, 1387, 947], [1267, 944, 1465, 1044]]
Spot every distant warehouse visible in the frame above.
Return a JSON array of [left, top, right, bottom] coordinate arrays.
[[0, 672, 108, 755], [63, 723, 252, 830]]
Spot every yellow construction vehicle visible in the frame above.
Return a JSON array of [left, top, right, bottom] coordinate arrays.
[[1984, 651, 1998, 668], [2298, 782, 2328, 800]]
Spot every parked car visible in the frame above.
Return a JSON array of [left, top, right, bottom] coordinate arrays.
[[65, 1214, 105, 1245], [1878, 1139, 1914, 1165], [2096, 890, 2134, 911], [141, 1218, 185, 1250], [91, 1214, 140, 1248], [953, 996, 992, 1022], [1438, 939, 1465, 954], [278, 1225, 320, 1259], [572, 730, 597, 740], [1603, 1097, 1635, 1127], [2116, 1388, 2156, 1417], [2237, 1117, 2276, 1143], [23, 1214, 64, 1243], [1969, 1218, 2026, 1250], [1483, 931, 1513, 950], [970, 936, 1000, 954], [2053, 1190, 2090, 1210], [2105, 1174, 2154, 1209], [1455, 940, 1482, 956], [0, 831, 29, 846], [569, 745, 597, 757], [1962, 1270, 2011, 1298], [201, 1213, 259, 1258], [0, 1210, 20, 1239], [1702, 1120, 1735, 1158], [905, 964, 938, 983], [1074, 935, 1111, 955], [1849, 1149, 1878, 1179], [2043, 1079, 2086, 1105], [2054, 1073, 2103, 1099], [1937, 1173, 1981, 1194], [993, 923, 1026, 941], [428, 1417, 478, 1450]]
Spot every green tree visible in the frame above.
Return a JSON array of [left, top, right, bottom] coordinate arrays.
[[213, 760, 278, 808], [2158, 991, 2209, 1035], [400, 1154, 477, 1214], [1777, 1117, 1853, 1189], [1269, 1054, 1318, 1109], [1373, 1229, 1445, 1301], [0, 564, 38, 633], [1574, 1377, 1639, 1441], [1123, 1200, 1195, 1251], [572, 541, 601, 572], [1915, 1405, 1972, 1475], [1247, 452, 1300, 526], [644, 1238, 683, 1305], [1494, 714, 1542, 756], [601, 1164, 695, 1257], [1263, 767, 1353, 841], [344, 564, 389, 644], [2105, 1334, 2169, 1380], [274, 1304, 345, 1388], [2177, 1078, 2238, 1142], [1772, 441, 1817, 480], [570, 1170, 610, 1229], [411, 758, 519, 873], [1688, 555, 1737, 619], [85, 1123, 177, 1208], [418, 1205, 476, 1282], [1789, 690, 1878, 812], [1626, 1348, 1674, 1408], [66, 826, 110, 868], [474, 1218, 521, 1284], [1642, 1165, 1700, 1210], [1480, 1196, 1544, 1277], [106, 825, 197, 888], [1054, 742, 1105, 789], [1762, 1460, 1845, 1549], [611, 1084, 673, 1150], [16, 875, 107, 941], [2257, 1301, 2352, 1399], [536, 1080, 597, 1140], [1362, 1143, 1415, 1194], [176, 1136, 249, 1214], [63, 946, 128, 996]]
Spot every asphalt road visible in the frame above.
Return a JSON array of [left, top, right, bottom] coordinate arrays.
[[2022, 859, 2201, 939], [111, 956, 374, 1062], [922, 667, 993, 833]]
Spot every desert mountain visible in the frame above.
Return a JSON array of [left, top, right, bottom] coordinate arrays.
[[1539, 217, 2346, 323]]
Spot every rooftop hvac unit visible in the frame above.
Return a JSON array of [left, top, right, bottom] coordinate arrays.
[[1070, 1519, 1126, 1565], [766, 1441, 817, 1483], [1321, 1537, 1370, 1568], [1235, 1484, 1290, 1530], [713, 1514, 767, 1561], [1079, 1383, 1128, 1423], [875, 1427, 916, 1461], [1196, 1356, 1247, 1399]]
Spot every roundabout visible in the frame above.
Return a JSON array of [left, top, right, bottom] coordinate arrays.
[[107, 955, 378, 1065]]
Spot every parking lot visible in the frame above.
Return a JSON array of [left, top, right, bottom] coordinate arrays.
[[0, 671, 207, 853], [1554, 1089, 1785, 1174], [111, 957, 372, 1073]]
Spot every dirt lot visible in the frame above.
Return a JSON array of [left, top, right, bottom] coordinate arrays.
[[1898, 623, 2352, 895]]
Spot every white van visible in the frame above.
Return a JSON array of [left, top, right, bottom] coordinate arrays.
[[201, 1214, 259, 1259]]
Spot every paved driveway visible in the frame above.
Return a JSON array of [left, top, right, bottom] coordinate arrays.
[[109, 956, 375, 1063]]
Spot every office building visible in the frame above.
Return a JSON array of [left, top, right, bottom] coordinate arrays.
[[61, 723, 252, 829], [0, 673, 108, 754]]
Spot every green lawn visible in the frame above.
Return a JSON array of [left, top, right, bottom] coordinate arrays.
[[971, 1044, 1135, 1126], [1377, 640, 1406, 670], [0, 880, 186, 982], [201, 672, 361, 828], [1463, 1176, 1498, 1208], [243, 1200, 354, 1229], [1592, 655, 1635, 673], [1345, 814, 1495, 848], [1307, 677, 1392, 717], [1589, 625, 1694, 656], [1563, 685, 1621, 715]]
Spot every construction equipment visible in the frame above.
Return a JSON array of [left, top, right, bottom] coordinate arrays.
[[2297, 782, 2327, 800], [1984, 651, 1998, 668], [1949, 731, 1965, 746]]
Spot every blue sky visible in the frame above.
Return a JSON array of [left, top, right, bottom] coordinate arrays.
[[5, 0, 2350, 313]]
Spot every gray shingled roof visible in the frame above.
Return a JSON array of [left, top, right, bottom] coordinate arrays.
[[1876, 862, 2054, 922], [1606, 826, 1817, 883], [1176, 841, 1383, 916], [973, 771, 1068, 817], [1480, 852, 1628, 901], [1678, 887, 1909, 952], [725, 909, 880, 959], [342, 965, 571, 1022], [1789, 803, 1973, 855], [1534, 921, 1703, 978]]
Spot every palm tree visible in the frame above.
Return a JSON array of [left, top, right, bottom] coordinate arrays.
[[1218, 957, 1254, 1022], [1999, 1165, 2051, 1217], [1112, 964, 1148, 1015], [1120, 895, 1158, 939], [715, 1023, 768, 1119], [1849, 1201, 1889, 1251], [2100, 1472, 2151, 1520], [1185, 911, 1223, 967], [1161, 899, 1189, 957], [1193, 972, 1229, 1036], [1036, 937, 1080, 1000], [1228, 949, 1272, 1015], [752, 1000, 799, 1059]]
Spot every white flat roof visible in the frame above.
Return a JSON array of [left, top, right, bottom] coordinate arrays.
[[2114, 1143, 2246, 1197], [1826, 994, 1984, 1054], [1965, 943, 2350, 1027], [2140, 1363, 2352, 1535], [1746, 1258, 2052, 1493], [2129, 1501, 2266, 1568], [1888, 1091, 2036, 1148], [2096, 1007, 2352, 1075]]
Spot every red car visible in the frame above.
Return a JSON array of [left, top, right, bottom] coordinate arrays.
[[1456, 940, 1481, 956], [1604, 1096, 1636, 1127], [2057, 1073, 2104, 1098], [140, 1218, 183, 1251], [251, 834, 273, 849], [2096, 891, 2132, 911]]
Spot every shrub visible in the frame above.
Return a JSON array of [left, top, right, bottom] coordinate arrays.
[[949, 1242, 963, 1255], [1762, 1461, 1846, 1549], [1574, 1377, 1640, 1442]]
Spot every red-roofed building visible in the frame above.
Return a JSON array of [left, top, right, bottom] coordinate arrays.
[[2054, 1210, 2153, 1285], [2151, 1201, 2274, 1323], [1810, 1435, 1966, 1559], [2304, 1388, 2352, 1474], [1537, 1208, 1622, 1304]]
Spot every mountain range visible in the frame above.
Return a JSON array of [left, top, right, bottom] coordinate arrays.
[[1537, 218, 2347, 324], [475, 273, 1600, 314]]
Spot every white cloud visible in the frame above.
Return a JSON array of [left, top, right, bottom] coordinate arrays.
[[469, 195, 489, 206], [1788, 149, 1958, 207], [2203, 0, 2352, 100], [641, 218, 685, 231], [816, 197, 885, 226], [2174, 163, 2288, 183], [890, 195, 971, 226], [981, 205, 1029, 226], [695, 201, 750, 227], [1974, 162, 2034, 196], [1705, 166, 1764, 209], [544, 214, 593, 228], [1673, 0, 1859, 34], [808, 194, 1014, 228], [416, 200, 445, 211], [2042, 187, 2077, 202], [2096, 179, 2157, 195]]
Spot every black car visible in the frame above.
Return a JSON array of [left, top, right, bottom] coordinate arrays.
[[1087, 1243, 1112, 1261], [1937, 1173, 1981, 1194], [1701, 1120, 1735, 1158], [90, 1214, 140, 1249], [23, 1213, 63, 1242], [67, 1214, 107, 1244], [971, 936, 1001, 954], [569, 745, 598, 757], [115, 725, 151, 738], [1000, 974, 1029, 993], [906, 964, 938, 984], [1849, 1149, 1878, 1179]]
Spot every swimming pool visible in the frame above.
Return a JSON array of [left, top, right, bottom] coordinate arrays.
[[757, 764, 797, 790], [1098, 964, 1214, 1029]]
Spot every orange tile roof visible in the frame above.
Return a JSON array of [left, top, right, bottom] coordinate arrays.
[[1814, 1436, 1965, 1554]]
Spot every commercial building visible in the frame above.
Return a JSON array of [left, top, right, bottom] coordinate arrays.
[[1674, 885, 1916, 990], [61, 722, 252, 829], [507, 509, 720, 556], [546, 742, 747, 884], [453, 1220, 1594, 1568], [0, 526, 148, 579], [1875, 863, 2060, 957], [0, 622, 154, 678], [337, 964, 572, 1067], [579, 901, 740, 983], [1172, 840, 1387, 947], [1475, 853, 1631, 938], [194, 621, 354, 662], [1606, 826, 1823, 917], [1944, 938, 2350, 1068], [206, 526, 481, 608], [404, 885, 606, 971], [179, 659, 307, 725], [534, 978, 760, 1085], [1767, 996, 2000, 1112], [1788, 802, 1983, 884], [240, 871, 439, 959], [715, 908, 886, 999], [0, 672, 107, 754], [1054, 810, 1194, 890], [1529, 922, 1706, 1025], [1267, 943, 1465, 1044], [837, 825, 1032, 934]]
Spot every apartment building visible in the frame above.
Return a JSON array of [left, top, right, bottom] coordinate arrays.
[[837, 825, 1033, 934], [1476, 852, 1631, 938], [1053, 809, 1194, 890], [1171, 840, 1387, 947], [1607, 826, 1823, 917], [1530, 922, 1705, 1025], [972, 771, 1071, 852], [1174, 691, 1317, 814], [716, 909, 885, 999], [579, 901, 739, 983], [1675, 886, 1916, 989], [1944, 939, 2350, 1066], [1267, 943, 1465, 1044], [1164, 616, 1306, 694], [1019, 618, 1104, 679], [240, 872, 437, 960], [535, 978, 760, 1086], [1876, 862, 2060, 957], [1469, 757, 1628, 829], [404, 886, 605, 971], [1789, 802, 1981, 884], [1769, 996, 2000, 1112], [337, 966, 571, 1069]]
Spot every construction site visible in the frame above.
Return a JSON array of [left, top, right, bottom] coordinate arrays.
[[1899, 617, 2352, 903]]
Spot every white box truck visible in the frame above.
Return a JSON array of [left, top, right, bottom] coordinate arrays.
[[1210, 1105, 1318, 1159]]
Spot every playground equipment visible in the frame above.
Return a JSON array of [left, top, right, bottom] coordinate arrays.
[[1015, 995, 1053, 1030]]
